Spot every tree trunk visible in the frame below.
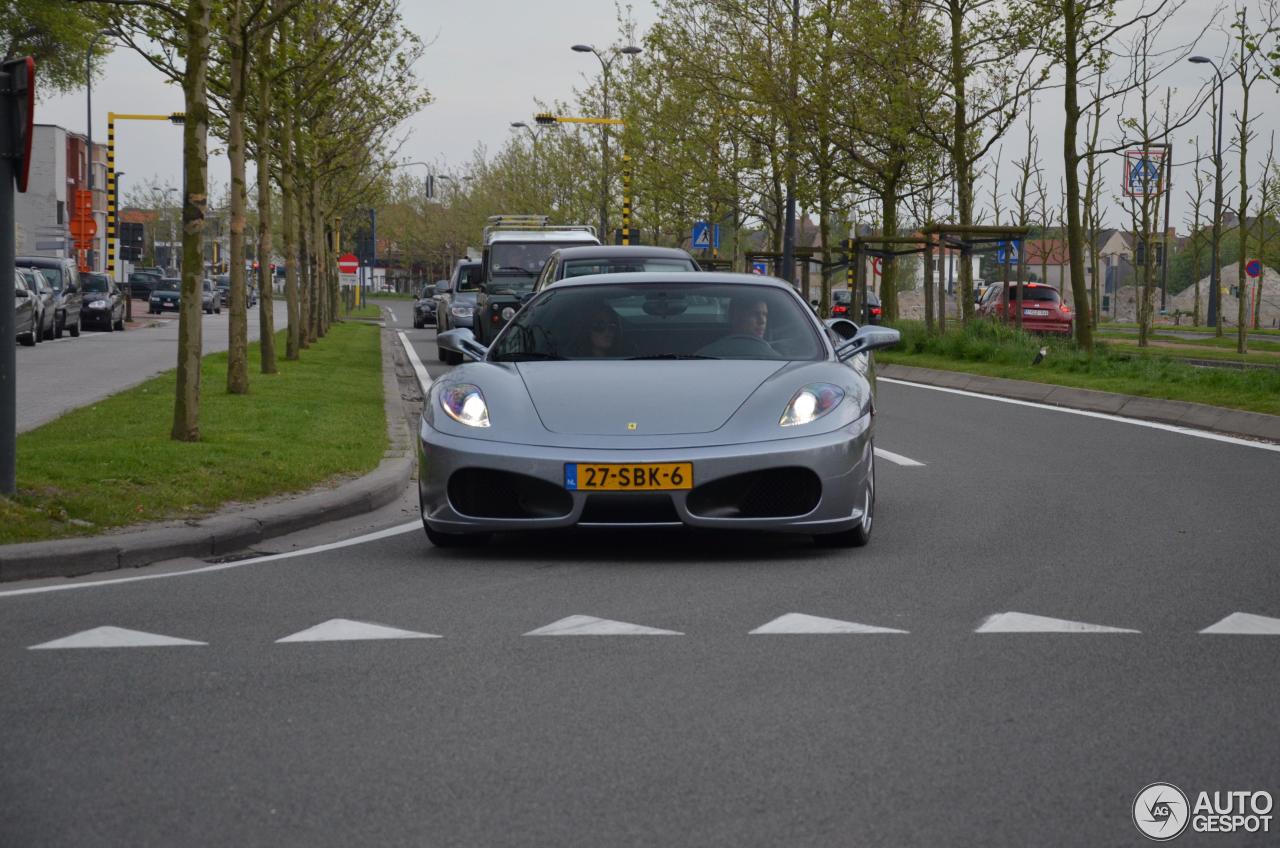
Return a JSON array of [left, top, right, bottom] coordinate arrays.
[[880, 183, 898, 322], [280, 57, 301, 361], [255, 30, 276, 374], [172, 0, 212, 442], [948, 0, 974, 323], [226, 0, 249, 394], [1236, 78, 1250, 353], [1060, 0, 1094, 354]]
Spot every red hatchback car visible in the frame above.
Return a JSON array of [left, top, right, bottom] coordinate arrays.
[[978, 282, 1072, 335]]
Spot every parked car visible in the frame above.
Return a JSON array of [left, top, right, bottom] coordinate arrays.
[[412, 281, 438, 329], [148, 278, 181, 313], [22, 266, 57, 340], [202, 279, 223, 314], [434, 260, 482, 364], [18, 255, 81, 338], [81, 272, 127, 331], [831, 289, 882, 325], [212, 274, 258, 308], [977, 282, 1073, 334], [13, 268, 38, 346], [127, 271, 164, 299], [531, 245, 701, 293]]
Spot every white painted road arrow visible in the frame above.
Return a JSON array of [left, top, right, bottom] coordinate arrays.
[[28, 626, 207, 650], [524, 615, 683, 636], [276, 619, 441, 642], [976, 612, 1139, 634], [750, 613, 908, 634], [1200, 612, 1280, 635]]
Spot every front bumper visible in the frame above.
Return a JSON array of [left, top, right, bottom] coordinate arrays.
[[418, 415, 873, 535]]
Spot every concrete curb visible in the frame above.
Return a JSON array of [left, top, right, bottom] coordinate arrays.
[[0, 325, 416, 583], [878, 363, 1280, 443]]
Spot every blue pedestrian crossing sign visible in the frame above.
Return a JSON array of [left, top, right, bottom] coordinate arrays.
[[997, 239, 1022, 265], [751, 260, 769, 275], [1123, 148, 1165, 197], [692, 221, 720, 250]]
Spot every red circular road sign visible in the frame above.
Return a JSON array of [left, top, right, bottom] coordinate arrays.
[[872, 256, 883, 277], [1246, 258, 1262, 278], [337, 253, 359, 274]]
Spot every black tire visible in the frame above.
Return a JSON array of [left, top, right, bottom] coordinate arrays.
[[69, 315, 80, 337], [19, 328, 36, 346], [113, 316, 125, 331], [215, 306, 221, 314], [814, 447, 874, 549], [52, 312, 63, 339]]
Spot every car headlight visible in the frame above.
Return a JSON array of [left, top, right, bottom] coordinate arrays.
[[780, 383, 845, 427], [450, 304, 473, 319], [500, 306, 516, 321], [439, 383, 490, 428], [89, 300, 108, 309]]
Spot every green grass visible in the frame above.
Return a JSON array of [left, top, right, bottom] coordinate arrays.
[[1099, 320, 1280, 337], [1096, 330, 1280, 354], [369, 292, 416, 301], [878, 320, 1280, 416], [1, 322, 387, 545], [346, 303, 383, 319]]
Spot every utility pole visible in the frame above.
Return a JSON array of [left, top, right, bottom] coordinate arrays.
[[572, 42, 641, 243], [781, 0, 799, 284], [2, 57, 34, 496], [369, 207, 377, 300]]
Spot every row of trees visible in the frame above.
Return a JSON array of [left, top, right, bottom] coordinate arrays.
[[377, 0, 1278, 353], [13, 0, 429, 441]]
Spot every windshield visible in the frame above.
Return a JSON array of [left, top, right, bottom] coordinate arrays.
[[156, 280, 179, 292], [83, 276, 110, 293], [490, 282, 824, 362], [491, 242, 583, 276], [563, 258, 697, 277], [1005, 286, 1061, 303], [456, 264, 481, 292], [36, 268, 63, 291]]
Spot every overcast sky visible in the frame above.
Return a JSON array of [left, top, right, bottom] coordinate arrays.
[[32, 0, 1280, 236]]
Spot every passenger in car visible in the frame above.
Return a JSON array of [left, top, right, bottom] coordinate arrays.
[[571, 302, 627, 358], [728, 296, 769, 339]]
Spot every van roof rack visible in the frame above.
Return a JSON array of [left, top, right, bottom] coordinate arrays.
[[483, 214, 596, 241]]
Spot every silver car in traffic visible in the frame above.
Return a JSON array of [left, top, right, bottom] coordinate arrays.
[[419, 272, 899, 548]]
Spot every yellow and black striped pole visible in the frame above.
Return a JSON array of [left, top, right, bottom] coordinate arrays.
[[621, 154, 632, 246], [106, 114, 116, 279]]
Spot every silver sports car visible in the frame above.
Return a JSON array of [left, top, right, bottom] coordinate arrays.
[[420, 272, 900, 548]]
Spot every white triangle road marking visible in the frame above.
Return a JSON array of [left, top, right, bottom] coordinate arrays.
[[976, 612, 1139, 634], [524, 615, 683, 636], [1200, 612, 1280, 635], [873, 447, 924, 467], [28, 626, 207, 650], [750, 613, 908, 634], [276, 618, 442, 643]]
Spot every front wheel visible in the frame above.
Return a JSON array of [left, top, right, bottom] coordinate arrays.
[[52, 312, 63, 339], [69, 314, 80, 337], [814, 446, 874, 548]]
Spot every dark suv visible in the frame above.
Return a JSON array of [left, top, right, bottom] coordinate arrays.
[[18, 255, 82, 338], [434, 260, 482, 364], [128, 271, 164, 299]]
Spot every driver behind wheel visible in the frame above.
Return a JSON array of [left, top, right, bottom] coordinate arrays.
[[729, 297, 769, 338]]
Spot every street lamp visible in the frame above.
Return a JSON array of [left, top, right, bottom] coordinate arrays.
[[570, 42, 641, 242], [511, 120, 545, 194], [1189, 55, 1225, 331]]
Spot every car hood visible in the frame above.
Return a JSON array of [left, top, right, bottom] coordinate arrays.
[[516, 360, 786, 436], [452, 292, 478, 307]]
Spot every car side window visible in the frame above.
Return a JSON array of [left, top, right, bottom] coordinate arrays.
[[536, 256, 556, 290]]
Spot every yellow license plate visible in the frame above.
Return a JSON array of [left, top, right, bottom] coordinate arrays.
[[566, 462, 693, 491]]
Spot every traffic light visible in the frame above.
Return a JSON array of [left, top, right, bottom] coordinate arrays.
[[534, 112, 557, 126], [120, 221, 145, 262]]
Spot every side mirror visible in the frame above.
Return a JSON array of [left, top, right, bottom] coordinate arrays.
[[836, 325, 900, 361], [14, 288, 30, 298], [519, 291, 536, 305], [437, 327, 488, 362], [65, 284, 78, 294], [824, 317, 858, 340], [435, 280, 450, 295]]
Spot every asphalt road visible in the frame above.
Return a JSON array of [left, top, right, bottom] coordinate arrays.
[[1, 298, 1276, 846], [15, 299, 290, 433]]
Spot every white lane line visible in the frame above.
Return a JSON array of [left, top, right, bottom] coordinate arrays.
[[0, 521, 421, 599], [384, 306, 397, 324], [524, 615, 683, 636], [1200, 612, 1280, 634], [750, 613, 907, 634], [975, 612, 1139, 634], [874, 447, 924, 467], [879, 377, 1280, 453], [276, 618, 441, 642], [397, 330, 433, 395], [28, 626, 207, 650]]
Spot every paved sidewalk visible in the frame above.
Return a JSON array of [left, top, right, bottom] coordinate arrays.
[[877, 363, 1280, 443]]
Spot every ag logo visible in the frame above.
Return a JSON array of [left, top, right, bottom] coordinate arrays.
[[1133, 783, 1190, 841]]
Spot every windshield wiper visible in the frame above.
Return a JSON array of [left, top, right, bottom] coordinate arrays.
[[494, 352, 566, 362], [626, 354, 721, 360]]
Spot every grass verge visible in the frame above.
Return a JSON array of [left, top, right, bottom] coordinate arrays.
[[879, 320, 1280, 416], [1099, 320, 1280, 337], [1, 322, 387, 545]]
